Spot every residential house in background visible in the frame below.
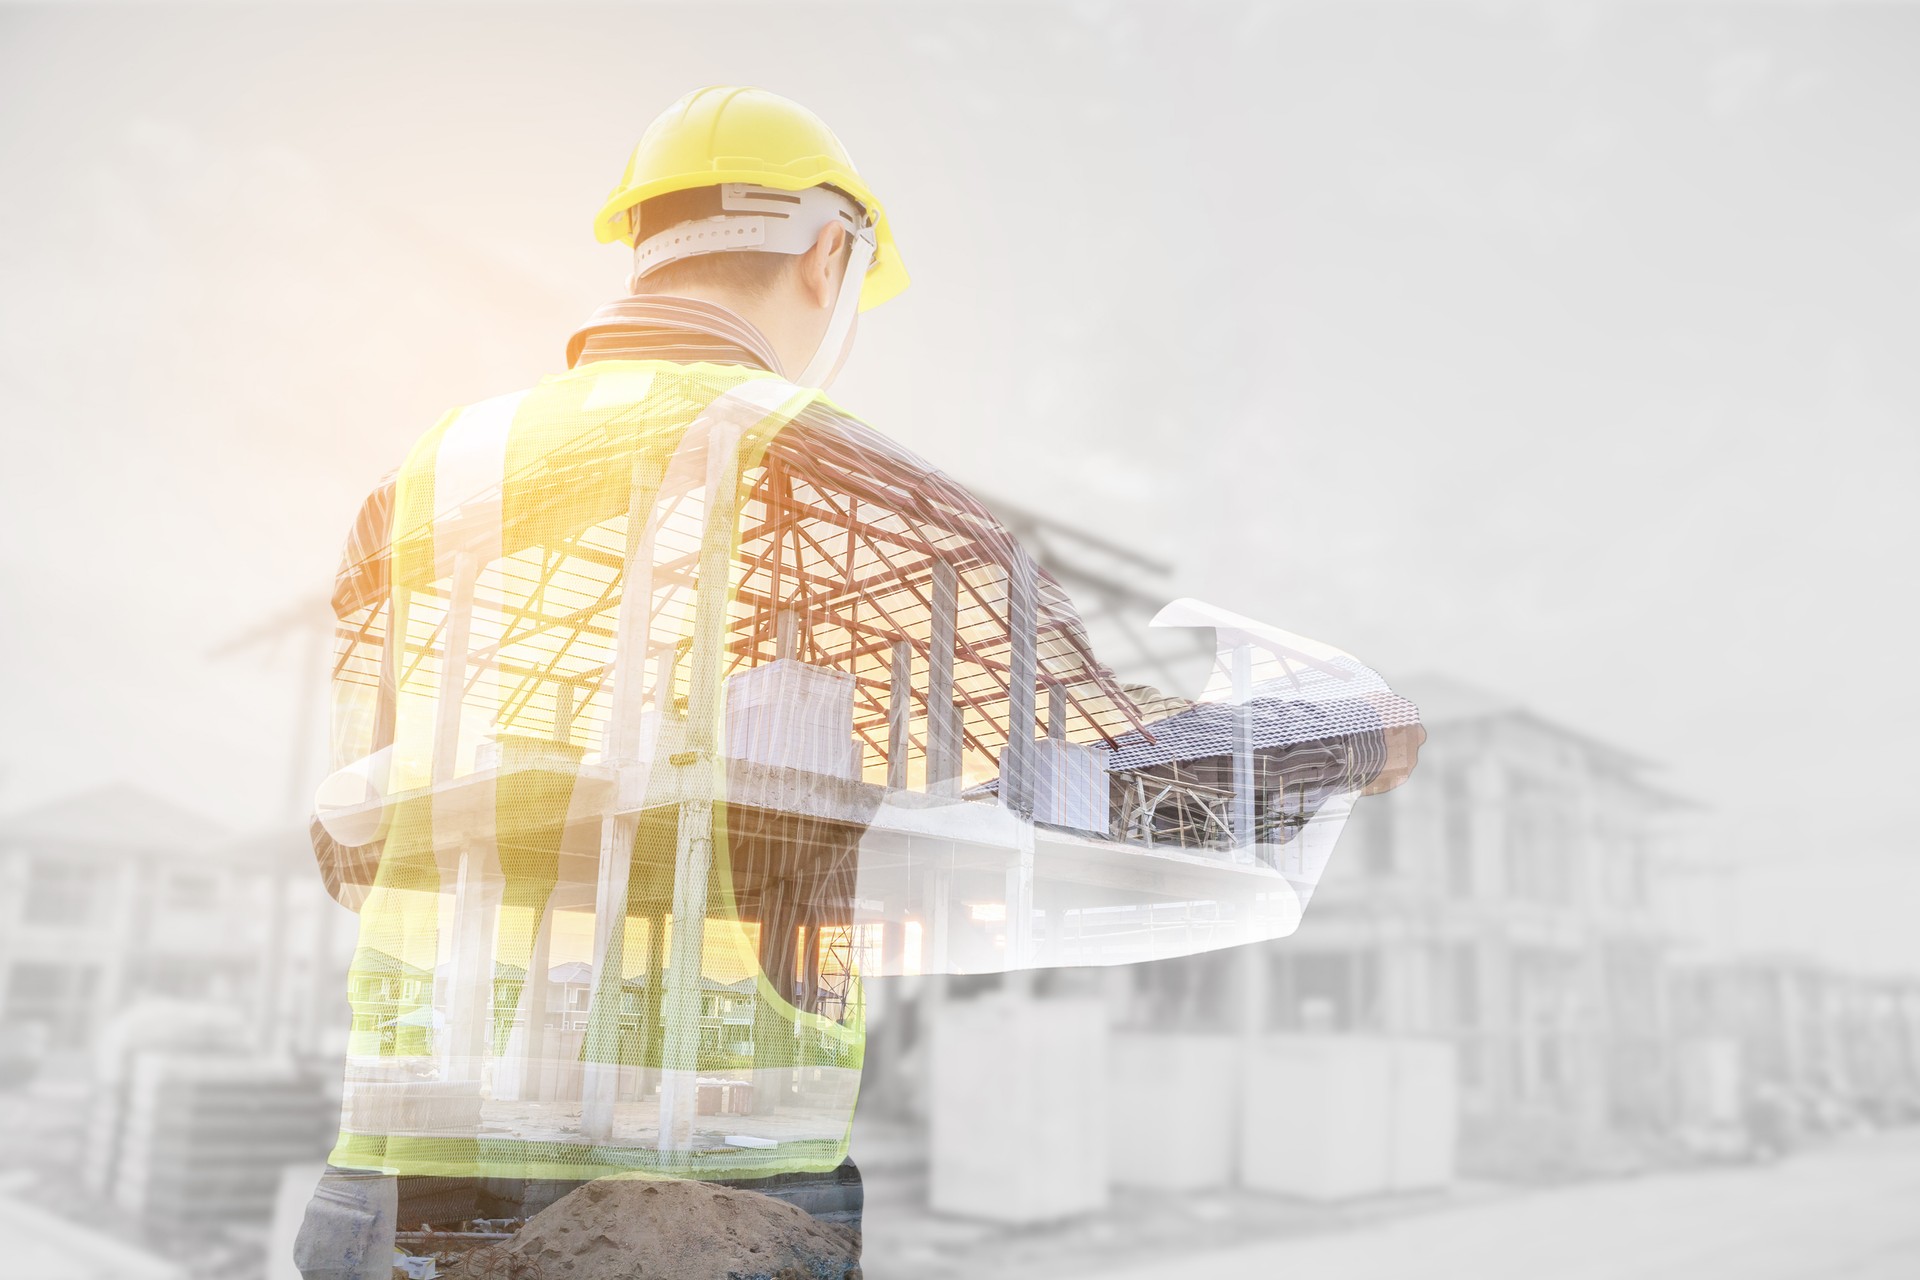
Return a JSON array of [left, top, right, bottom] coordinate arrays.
[[1251, 675, 1692, 1157], [1073, 673, 1698, 1174], [0, 787, 275, 1062]]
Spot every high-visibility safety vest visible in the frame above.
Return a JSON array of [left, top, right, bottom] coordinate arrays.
[[316, 356, 1414, 1183], [320, 362, 903, 1182]]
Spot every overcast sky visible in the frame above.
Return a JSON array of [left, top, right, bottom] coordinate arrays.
[[1, 3, 1914, 969]]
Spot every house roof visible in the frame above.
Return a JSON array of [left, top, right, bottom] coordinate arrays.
[[0, 783, 228, 854], [548, 960, 593, 985]]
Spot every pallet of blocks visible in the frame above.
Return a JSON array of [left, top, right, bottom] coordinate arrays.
[[1106, 1033, 1237, 1191], [928, 995, 1109, 1223], [110, 1052, 330, 1228], [1237, 1035, 1457, 1200]]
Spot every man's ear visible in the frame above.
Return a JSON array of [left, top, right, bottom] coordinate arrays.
[[800, 223, 848, 309]]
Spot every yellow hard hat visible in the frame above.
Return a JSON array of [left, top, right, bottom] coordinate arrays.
[[595, 86, 908, 312]]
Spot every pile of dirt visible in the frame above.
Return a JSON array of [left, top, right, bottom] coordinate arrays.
[[450, 1177, 860, 1280]]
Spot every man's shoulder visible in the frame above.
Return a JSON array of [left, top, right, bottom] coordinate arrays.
[[783, 394, 943, 484]]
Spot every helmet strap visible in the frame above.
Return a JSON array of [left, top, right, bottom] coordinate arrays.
[[796, 228, 874, 390], [628, 183, 864, 290]]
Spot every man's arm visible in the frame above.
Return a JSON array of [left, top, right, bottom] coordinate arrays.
[[309, 472, 399, 911], [779, 398, 1421, 814]]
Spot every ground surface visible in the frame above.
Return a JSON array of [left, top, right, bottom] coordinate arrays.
[[860, 1128, 1920, 1280]]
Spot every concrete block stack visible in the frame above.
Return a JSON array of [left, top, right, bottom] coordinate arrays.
[[928, 995, 1108, 1222], [1106, 1033, 1237, 1190], [110, 1053, 330, 1229], [1027, 739, 1111, 833], [725, 659, 861, 779], [1238, 1035, 1456, 1199]]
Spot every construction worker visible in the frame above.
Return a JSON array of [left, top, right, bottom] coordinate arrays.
[[297, 86, 1421, 1276]]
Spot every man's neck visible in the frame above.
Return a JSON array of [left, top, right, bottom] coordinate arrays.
[[635, 284, 807, 378], [567, 293, 783, 373]]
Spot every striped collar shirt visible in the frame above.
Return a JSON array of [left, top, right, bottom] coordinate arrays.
[[564, 293, 783, 373]]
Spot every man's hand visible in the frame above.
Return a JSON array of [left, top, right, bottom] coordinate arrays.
[[1363, 719, 1426, 795]]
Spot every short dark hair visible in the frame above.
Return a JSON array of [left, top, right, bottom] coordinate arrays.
[[629, 186, 852, 299]]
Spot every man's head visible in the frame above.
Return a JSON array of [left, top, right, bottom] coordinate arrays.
[[627, 184, 864, 386], [594, 87, 909, 389]]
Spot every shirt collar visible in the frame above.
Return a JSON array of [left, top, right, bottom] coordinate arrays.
[[565, 294, 784, 375]]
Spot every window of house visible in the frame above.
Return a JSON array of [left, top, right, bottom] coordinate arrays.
[[1506, 772, 1575, 906], [24, 860, 97, 926], [1286, 953, 1380, 1032], [2, 961, 97, 1049], [163, 871, 219, 912], [140, 957, 213, 1000]]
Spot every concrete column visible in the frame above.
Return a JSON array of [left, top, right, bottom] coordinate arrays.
[[582, 819, 635, 1139], [1230, 643, 1256, 861], [583, 451, 667, 1141], [431, 554, 478, 784], [658, 799, 721, 1151], [497, 900, 555, 1102], [888, 639, 913, 791], [808, 923, 827, 1009], [428, 552, 498, 1082], [442, 856, 500, 1083], [1001, 558, 1039, 818], [776, 608, 800, 662], [926, 560, 961, 795], [652, 643, 681, 716], [655, 418, 743, 1157], [640, 911, 667, 1078]]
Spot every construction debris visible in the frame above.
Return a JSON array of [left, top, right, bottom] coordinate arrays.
[[448, 1178, 859, 1280]]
